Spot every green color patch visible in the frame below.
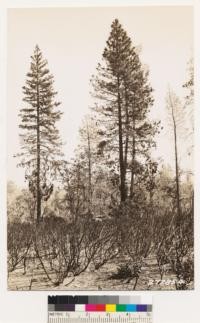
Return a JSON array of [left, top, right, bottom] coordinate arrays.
[[116, 304, 126, 312]]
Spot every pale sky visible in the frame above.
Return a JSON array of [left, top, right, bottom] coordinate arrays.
[[7, 6, 193, 186]]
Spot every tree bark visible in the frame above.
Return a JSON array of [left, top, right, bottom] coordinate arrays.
[[130, 104, 136, 198], [117, 75, 126, 202], [170, 92, 181, 223], [36, 49, 41, 223], [86, 123, 92, 212], [124, 85, 129, 177]]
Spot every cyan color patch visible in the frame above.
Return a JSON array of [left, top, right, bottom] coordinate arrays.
[[126, 304, 137, 312]]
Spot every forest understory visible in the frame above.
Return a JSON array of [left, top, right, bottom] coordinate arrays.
[[8, 254, 194, 291]]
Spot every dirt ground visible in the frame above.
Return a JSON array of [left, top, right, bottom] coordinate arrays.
[[8, 255, 194, 291]]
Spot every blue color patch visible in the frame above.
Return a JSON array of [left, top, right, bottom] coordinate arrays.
[[126, 304, 137, 312]]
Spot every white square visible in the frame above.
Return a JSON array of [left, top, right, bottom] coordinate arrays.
[[75, 304, 85, 312]]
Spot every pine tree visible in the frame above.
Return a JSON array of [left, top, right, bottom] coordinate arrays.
[[166, 88, 183, 223], [183, 57, 194, 155], [182, 58, 194, 210], [17, 45, 63, 223], [77, 116, 97, 213], [91, 19, 158, 203]]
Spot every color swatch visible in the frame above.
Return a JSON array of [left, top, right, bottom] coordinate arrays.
[[48, 295, 152, 312]]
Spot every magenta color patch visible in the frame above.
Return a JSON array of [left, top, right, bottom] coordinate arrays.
[[85, 304, 97, 311]]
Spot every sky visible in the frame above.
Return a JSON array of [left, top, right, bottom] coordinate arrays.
[[7, 6, 193, 186]]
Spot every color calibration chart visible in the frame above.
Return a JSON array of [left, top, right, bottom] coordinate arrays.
[[48, 295, 153, 323]]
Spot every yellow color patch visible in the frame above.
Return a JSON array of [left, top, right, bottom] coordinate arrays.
[[106, 304, 116, 312]]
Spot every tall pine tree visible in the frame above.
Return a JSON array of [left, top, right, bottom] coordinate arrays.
[[183, 57, 194, 156], [166, 88, 183, 223], [91, 19, 158, 203], [17, 45, 63, 223]]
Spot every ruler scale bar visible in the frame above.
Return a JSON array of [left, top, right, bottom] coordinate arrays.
[[49, 316, 152, 323], [48, 312, 153, 323]]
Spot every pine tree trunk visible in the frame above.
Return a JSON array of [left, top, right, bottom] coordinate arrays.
[[124, 85, 129, 175], [36, 54, 41, 224], [117, 76, 126, 202], [130, 138, 135, 198], [86, 124, 92, 212], [130, 111, 136, 198], [171, 104, 181, 223]]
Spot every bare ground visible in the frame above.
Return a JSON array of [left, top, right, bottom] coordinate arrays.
[[8, 255, 194, 291]]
